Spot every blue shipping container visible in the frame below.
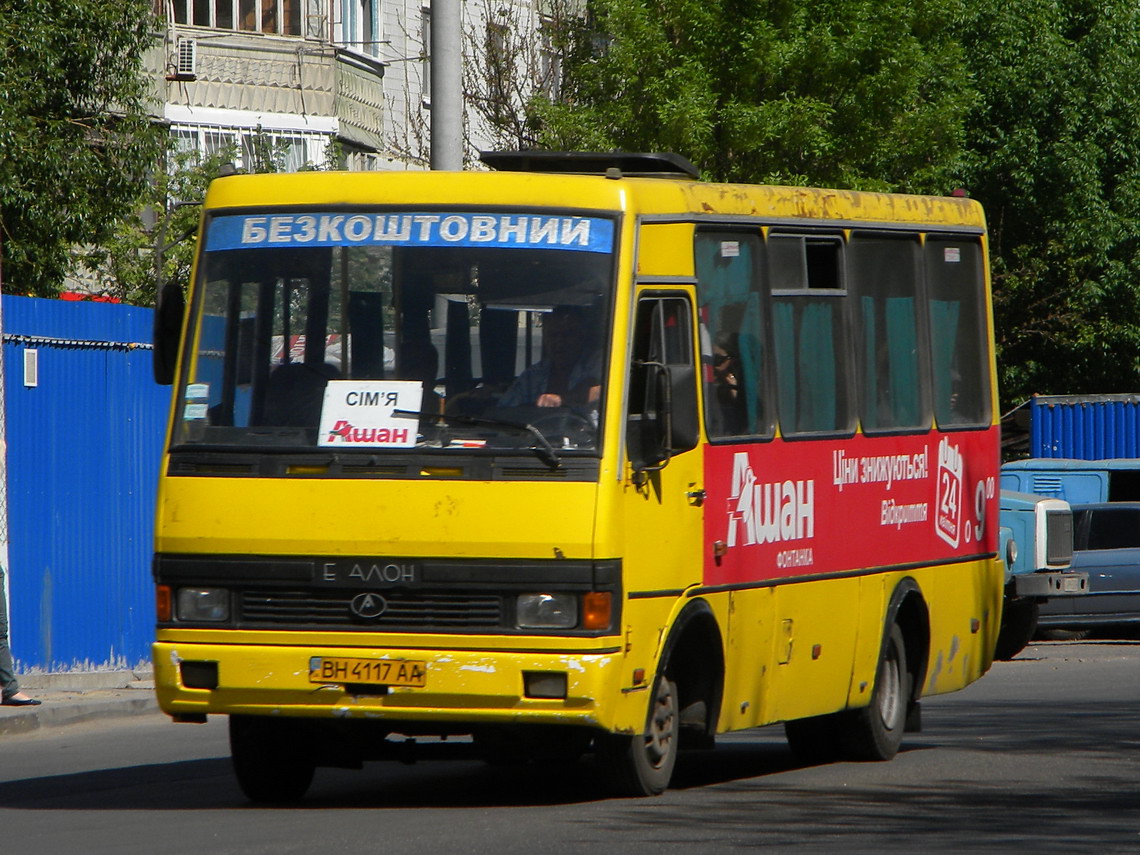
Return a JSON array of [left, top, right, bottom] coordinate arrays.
[[1030, 394, 1140, 460], [2, 296, 169, 671]]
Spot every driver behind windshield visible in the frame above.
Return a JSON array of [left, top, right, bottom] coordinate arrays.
[[499, 306, 601, 409]]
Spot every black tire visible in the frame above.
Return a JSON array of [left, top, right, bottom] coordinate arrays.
[[840, 623, 909, 761], [784, 713, 845, 765], [595, 675, 679, 796], [995, 598, 1040, 660], [229, 715, 315, 803]]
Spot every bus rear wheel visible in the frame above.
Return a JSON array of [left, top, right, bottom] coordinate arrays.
[[995, 598, 1039, 660], [229, 715, 316, 803], [596, 675, 679, 796], [841, 623, 909, 761]]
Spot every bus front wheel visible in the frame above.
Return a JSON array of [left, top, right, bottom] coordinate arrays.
[[229, 715, 315, 803], [595, 674, 679, 796]]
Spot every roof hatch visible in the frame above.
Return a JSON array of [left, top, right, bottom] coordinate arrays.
[[479, 150, 700, 179]]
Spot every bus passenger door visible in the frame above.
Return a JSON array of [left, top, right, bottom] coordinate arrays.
[[620, 292, 706, 682]]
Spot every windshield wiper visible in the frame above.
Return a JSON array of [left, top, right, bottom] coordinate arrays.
[[393, 410, 562, 470]]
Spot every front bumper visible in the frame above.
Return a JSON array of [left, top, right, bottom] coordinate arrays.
[[1012, 570, 1089, 598], [153, 639, 631, 731]]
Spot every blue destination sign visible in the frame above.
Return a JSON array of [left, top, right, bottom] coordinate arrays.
[[206, 212, 615, 254]]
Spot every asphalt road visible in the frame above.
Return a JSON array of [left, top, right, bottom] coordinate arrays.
[[2, 640, 1139, 854]]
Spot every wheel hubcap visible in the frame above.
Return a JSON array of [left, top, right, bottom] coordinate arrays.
[[878, 647, 901, 730], [645, 680, 677, 768]]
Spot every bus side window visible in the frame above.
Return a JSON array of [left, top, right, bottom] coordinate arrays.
[[627, 296, 698, 469], [848, 232, 929, 432], [926, 236, 991, 428], [694, 231, 774, 440], [768, 233, 855, 436]]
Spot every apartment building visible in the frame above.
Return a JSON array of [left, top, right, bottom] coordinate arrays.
[[148, 0, 560, 172]]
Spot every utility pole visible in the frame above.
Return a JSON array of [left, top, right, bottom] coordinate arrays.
[[430, 0, 463, 171]]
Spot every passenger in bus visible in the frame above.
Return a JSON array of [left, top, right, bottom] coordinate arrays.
[[499, 306, 601, 409], [710, 331, 747, 435], [946, 369, 969, 424]]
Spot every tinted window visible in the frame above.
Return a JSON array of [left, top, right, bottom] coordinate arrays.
[[926, 236, 990, 427], [1082, 507, 1140, 550], [848, 233, 928, 431], [769, 234, 853, 435], [694, 232, 773, 439]]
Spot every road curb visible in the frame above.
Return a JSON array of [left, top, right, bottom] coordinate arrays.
[[19, 669, 153, 691], [0, 671, 161, 738]]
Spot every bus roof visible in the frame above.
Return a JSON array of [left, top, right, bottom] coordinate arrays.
[[202, 160, 986, 232]]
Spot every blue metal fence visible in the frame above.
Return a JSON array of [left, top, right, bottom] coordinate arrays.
[[3, 296, 169, 671]]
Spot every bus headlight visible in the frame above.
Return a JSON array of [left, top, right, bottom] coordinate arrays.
[[516, 593, 578, 629], [176, 587, 230, 622]]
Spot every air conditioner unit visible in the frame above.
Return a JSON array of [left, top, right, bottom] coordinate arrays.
[[175, 38, 197, 79]]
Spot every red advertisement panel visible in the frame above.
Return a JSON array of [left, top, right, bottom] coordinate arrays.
[[702, 429, 1000, 586]]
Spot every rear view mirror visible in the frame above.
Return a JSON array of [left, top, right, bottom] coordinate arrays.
[[629, 361, 698, 475], [665, 364, 698, 453], [626, 295, 699, 477], [153, 280, 185, 385]]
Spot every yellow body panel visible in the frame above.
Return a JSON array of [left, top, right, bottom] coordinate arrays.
[[157, 476, 600, 559]]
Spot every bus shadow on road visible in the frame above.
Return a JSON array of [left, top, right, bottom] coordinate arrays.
[[304, 736, 801, 808], [0, 734, 805, 811]]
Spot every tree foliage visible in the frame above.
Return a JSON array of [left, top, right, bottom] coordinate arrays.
[[0, 0, 163, 297], [535, 0, 1140, 407], [957, 0, 1140, 403], [88, 133, 342, 306], [536, 0, 976, 193], [81, 147, 237, 307]]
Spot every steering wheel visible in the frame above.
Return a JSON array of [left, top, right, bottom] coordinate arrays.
[[529, 410, 596, 448]]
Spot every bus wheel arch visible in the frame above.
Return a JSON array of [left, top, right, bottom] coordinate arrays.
[[886, 578, 931, 717], [658, 598, 726, 749], [596, 598, 725, 796], [843, 579, 930, 761]]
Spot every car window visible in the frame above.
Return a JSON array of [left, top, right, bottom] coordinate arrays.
[[1083, 507, 1140, 550]]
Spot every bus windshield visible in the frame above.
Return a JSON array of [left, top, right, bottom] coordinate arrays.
[[174, 210, 616, 456]]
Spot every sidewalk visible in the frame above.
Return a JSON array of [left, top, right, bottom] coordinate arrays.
[[0, 669, 160, 737]]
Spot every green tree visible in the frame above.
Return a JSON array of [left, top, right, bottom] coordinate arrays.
[[539, 0, 1140, 408], [0, 0, 162, 296], [89, 134, 344, 306], [535, 0, 976, 192], [81, 146, 239, 306], [957, 0, 1140, 405]]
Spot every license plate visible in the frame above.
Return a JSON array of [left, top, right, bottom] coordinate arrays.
[[1061, 576, 1084, 593], [309, 657, 427, 687]]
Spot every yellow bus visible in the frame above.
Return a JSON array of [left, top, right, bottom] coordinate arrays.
[[151, 151, 1004, 801]]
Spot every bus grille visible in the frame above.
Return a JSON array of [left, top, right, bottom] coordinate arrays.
[[240, 589, 504, 629]]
